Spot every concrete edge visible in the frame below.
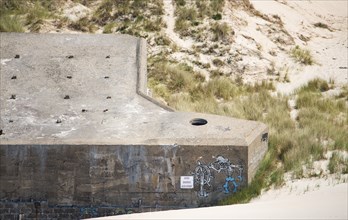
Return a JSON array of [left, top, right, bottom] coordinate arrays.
[[136, 38, 174, 112]]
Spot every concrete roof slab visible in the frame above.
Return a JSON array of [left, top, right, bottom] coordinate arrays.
[[0, 33, 267, 146]]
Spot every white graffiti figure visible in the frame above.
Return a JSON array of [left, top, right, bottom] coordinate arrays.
[[193, 156, 243, 197], [193, 161, 213, 197], [209, 156, 233, 174]]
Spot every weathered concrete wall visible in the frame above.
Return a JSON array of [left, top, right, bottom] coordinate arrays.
[[0, 144, 249, 219], [0, 33, 268, 219]]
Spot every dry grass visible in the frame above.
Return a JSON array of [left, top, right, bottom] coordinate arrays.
[[328, 152, 348, 174], [290, 45, 314, 65], [211, 22, 232, 41], [0, 14, 24, 32]]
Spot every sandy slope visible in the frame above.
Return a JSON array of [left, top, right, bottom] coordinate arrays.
[[250, 0, 348, 94], [163, 0, 193, 49]]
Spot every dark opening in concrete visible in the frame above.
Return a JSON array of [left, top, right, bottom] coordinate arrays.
[[262, 133, 268, 142], [190, 118, 208, 126], [14, 55, 20, 59]]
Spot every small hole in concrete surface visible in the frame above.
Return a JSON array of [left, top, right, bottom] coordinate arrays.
[[56, 119, 62, 124], [106, 96, 111, 99], [10, 94, 16, 100], [9, 120, 13, 123], [67, 55, 74, 59], [190, 118, 208, 126], [82, 109, 87, 112], [11, 75, 17, 79], [262, 133, 268, 142], [66, 76, 72, 79], [0, 130, 3, 135], [64, 95, 70, 99], [104, 76, 109, 79], [106, 55, 110, 58], [103, 109, 108, 112], [14, 54, 20, 59]]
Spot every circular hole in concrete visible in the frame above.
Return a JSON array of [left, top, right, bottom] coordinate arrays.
[[106, 55, 110, 59], [66, 76, 72, 79], [0, 130, 3, 135], [14, 54, 20, 59], [56, 119, 62, 124], [66, 55, 74, 59], [64, 95, 70, 99], [104, 76, 110, 79], [103, 109, 108, 112], [190, 118, 208, 126], [11, 75, 17, 80], [82, 109, 87, 113], [10, 94, 16, 100], [9, 120, 13, 123], [106, 96, 111, 99]]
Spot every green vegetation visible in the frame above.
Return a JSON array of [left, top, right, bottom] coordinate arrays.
[[0, 15, 24, 32], [290, 45, 314, 65], [174, 6, 197, 36], [0, 0, 65, 32], [328, 152, 348, 174], [148, 60, 348, 204], [174, 0, 227, 39], [211, 22, 232, 41], [0, 0, 164, 35]]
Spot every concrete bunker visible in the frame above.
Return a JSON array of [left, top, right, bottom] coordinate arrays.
[[0, 33, 268, 219]]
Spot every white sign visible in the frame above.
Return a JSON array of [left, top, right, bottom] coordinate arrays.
[[180, 176, 194, 189]]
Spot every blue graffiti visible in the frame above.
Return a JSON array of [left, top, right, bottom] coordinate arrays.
[[193, 156, 244, 197], [223, 175, 243, 193]]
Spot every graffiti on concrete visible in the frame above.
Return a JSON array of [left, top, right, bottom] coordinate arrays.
[[192, 156, 243, 197], [193, 161, 213, 197]]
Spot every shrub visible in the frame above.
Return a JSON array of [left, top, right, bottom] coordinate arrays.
[[174, 19, 190, 36], [103, 22, 117, 33], [328, 152, 348, 174], [175, 0, 186, 6], [176, 7, 197, 22], [211, 22, 231, 41], [314, 22, 330, 30], [290, 45, 314, 65], [213, 58, 224, 67], [155, 35, 172, 46], [195, 1, 212, 18], [211, 0, 225, 13], [212, 13, 222, 20]]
